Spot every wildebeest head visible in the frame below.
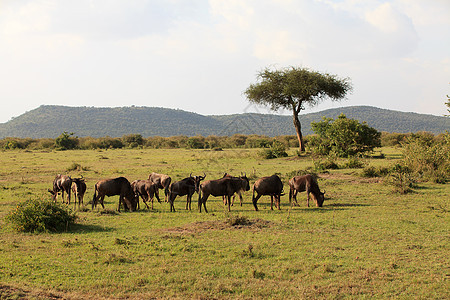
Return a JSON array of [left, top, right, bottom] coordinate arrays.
[[190, 172, 206, 193], [316, 191, 325, 207], [240, 173, 250, 191], [48, 189, 57, 201]]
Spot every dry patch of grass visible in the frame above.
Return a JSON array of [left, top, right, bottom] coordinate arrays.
[[164, 218, 272, 234], [0, 284, 64, 300]]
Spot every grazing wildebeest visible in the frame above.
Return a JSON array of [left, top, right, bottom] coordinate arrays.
[[252, 175, 284, 211], [198, 174, 250, 213], [288, 174, 325, 207], [92, 177, 138, 212], [168, 173, 206, 212], [131, 179, 160, 210], [71, 176, 87, 208], [222, 173, 245, 206], [148, 172, 171, 202], [48, 174, 72, 204]]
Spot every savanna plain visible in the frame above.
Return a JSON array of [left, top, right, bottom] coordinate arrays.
[[0, 147, 448, 299]]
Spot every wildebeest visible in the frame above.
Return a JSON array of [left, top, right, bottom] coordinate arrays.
[[71, 176, 87, 208], [148, 172, 171, 202], [288, 174, 325, 207], [131, 179, 160, 210], [252, 175, 284, 211], [198, 174, 250, 213], [168, 173, 206, 212], [48, 174, 72, 204], [92, 177, 138, 212], [222, 173, 245, 206]]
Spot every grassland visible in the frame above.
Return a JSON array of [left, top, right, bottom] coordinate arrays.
[[0, 148, 448, 299]]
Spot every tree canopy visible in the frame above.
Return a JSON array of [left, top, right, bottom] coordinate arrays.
[[244, 66, 352, 150]]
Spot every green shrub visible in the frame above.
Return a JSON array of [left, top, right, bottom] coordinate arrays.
[[384, 164, 416, 194], [314, 156, 339, 171], [122, 134, 144, 148], [401, 132, 449, 183], [55, 132, 79, 150], [5, 199, 77, 233], [343, 156, 366, 169], [259, 141, 288, 159], [186, 136, 206, 149], [308, 114, 381, 157], [361, 166, 390, 178], [285, 168, 318, 180]]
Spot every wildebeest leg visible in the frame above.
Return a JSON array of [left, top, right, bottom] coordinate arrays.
[[186, 194, 190, 210], [276, 194, 281, 210], [239, 192, 243, 206], [143, 193, 150, 210], [252, 193, 261, 211], [270, 195, 274, 210], [169, 193, 176, 212], [290, 188, 299, 207], [199, 194, 208, 213], [203, 198, 208, 213], [118, 195, 123, 212], [154, 190, 161, 203], [306, 188, 310, 207], [226, 195, 231, 212], [100, 195, 105, 209]]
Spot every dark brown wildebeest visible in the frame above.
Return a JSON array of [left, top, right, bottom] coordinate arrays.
[[198, 174, 250, 213], [252, 175, 284, 211], [48, 174, 72, 204], [71, 176, 87, 208], [148, 172, 171, 202], [288, 174, 325, 207], [92, 177, 138, 212], [168, 173, 206, 212], [131, 179, 160, 210], [222, 173, 245, 206]]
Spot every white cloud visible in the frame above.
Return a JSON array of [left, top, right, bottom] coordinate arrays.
[[0, 0, 448, 123]]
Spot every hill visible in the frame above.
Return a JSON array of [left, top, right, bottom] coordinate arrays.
[[0, 105, 448, 138]]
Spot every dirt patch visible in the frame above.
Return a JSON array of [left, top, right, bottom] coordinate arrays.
[[0, 285, 63, 300], [164, 218, 272, 234]]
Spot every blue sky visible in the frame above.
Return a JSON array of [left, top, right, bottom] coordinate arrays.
[[0, 0, 449, 123]]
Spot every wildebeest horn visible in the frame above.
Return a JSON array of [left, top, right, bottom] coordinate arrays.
[[203, 172, 206, 178], [189, 172, 192, 178]]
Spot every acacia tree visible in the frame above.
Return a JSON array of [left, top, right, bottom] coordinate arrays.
[[244, 67, 352, 151]]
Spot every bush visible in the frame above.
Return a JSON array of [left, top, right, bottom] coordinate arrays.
[[384, 164, 416, 194], [314, 156, 339, 171], [285, 168, 318, 181], [5, 199, 77, 233], [55, 132, 79, 150], [122, 134, 144, 148], [259, 141, 288, 159], [343, 156, 365, 169], [361, 166, 390, 178], [186, 136, 206, 149], [308, 114, 381, 157], [401, 132, 449, 183]]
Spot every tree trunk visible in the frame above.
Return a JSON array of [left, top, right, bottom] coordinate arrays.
[[293, 112, 305, 151]]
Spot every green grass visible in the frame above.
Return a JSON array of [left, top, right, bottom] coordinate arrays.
[[0, 148, 449, 299]]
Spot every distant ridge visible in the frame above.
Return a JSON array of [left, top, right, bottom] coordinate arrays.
[[0, 105, 448, 138]]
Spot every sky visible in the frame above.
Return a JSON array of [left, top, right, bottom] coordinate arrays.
[[0, 0, 449, 123]]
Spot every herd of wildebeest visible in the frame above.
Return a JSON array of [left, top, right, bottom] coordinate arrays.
[[48, 172, 325, 213]]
